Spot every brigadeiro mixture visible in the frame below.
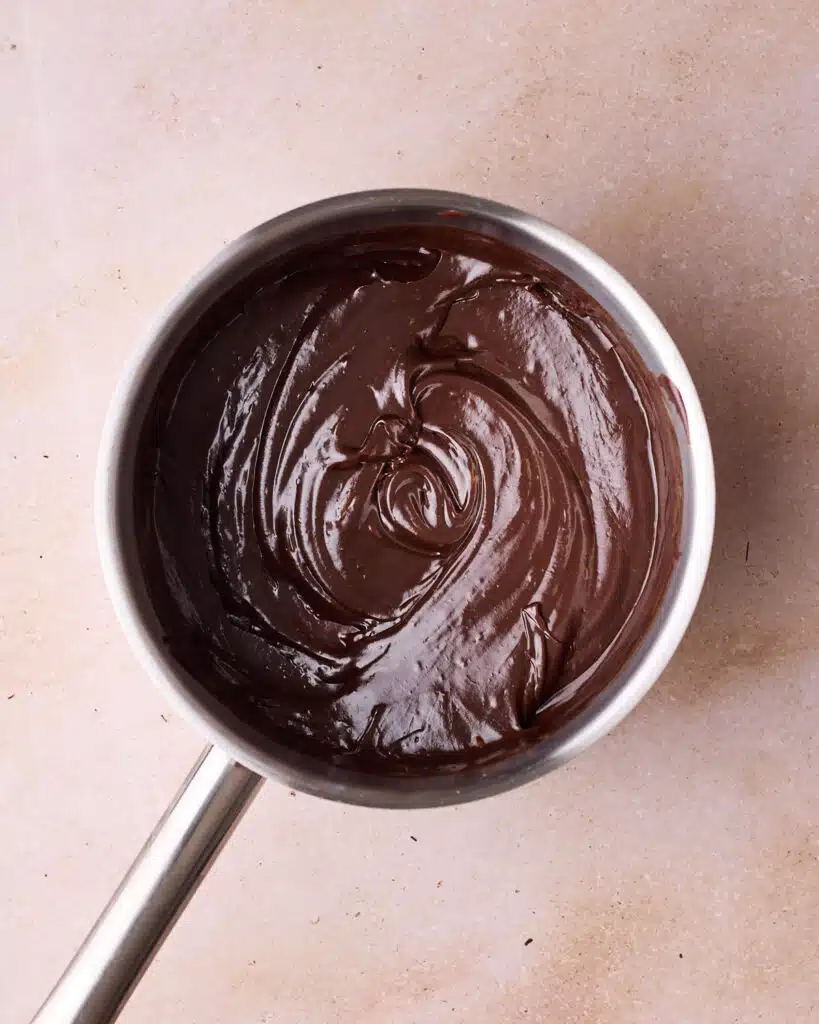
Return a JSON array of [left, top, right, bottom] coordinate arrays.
[[135, 225, 683, 776]]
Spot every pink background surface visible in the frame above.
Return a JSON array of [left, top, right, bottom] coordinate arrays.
[[2, 2, 818, 1021]]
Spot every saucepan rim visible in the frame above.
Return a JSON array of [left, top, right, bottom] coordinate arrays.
[[95, 188, 715, 807]]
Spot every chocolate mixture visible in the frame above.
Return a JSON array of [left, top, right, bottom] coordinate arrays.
[[135, 226, 683, 775]]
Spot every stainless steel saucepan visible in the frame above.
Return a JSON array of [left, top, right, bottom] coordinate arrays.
[[32, 190, 715, 1024]]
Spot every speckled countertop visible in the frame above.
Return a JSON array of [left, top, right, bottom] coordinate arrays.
[[2, 2, 818, 1022]]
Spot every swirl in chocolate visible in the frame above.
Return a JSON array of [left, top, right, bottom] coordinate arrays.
[[135, 227, 682, 775]]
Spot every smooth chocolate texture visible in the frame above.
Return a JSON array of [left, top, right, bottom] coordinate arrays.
[[135, 226, 683, 776]]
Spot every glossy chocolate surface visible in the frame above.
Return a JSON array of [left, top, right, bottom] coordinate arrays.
[[135, 227, 683, 775]]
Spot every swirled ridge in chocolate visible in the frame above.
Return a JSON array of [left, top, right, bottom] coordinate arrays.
[[135, 226, 683, 776]]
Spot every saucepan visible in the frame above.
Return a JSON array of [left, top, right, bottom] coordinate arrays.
[[32, 190, 715, 1024]]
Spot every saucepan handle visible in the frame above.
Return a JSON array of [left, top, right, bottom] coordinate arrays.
[[31, 745, 264, 1024]]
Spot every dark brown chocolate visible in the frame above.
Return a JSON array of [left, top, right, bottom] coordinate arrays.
[[135, 226, 683, 776]]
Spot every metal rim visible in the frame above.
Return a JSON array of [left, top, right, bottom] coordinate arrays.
[[95, 189, 715, 807]]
